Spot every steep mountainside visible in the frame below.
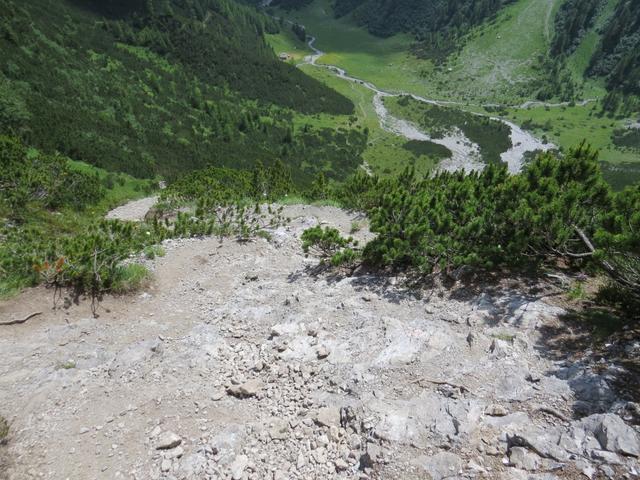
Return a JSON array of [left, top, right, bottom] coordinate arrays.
[[0, 0, 364, 181], [588, 0, 640, 96], [331, 0, 513, 39]]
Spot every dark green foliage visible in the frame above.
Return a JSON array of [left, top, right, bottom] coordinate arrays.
[[161, 159, 296, 203], [0, 136, 103, 220], [331, 0, 513, 40], [271, 0, 313, 10], [532, 56, 580, 103], [402, 140, 452, 160], [595, 182, 640, 301], [292, 23, 307, 42], [0, 0, 358, 180], [361, 145, 607, 270], [301, 225, 359, 266], [612, 127, 640, 151], [551, 0, 603, 56], [588, 0, 640, 96], [352, 144, 640, 302]]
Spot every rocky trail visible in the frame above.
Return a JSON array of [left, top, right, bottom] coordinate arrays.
[[106, 197, 159, 222], [1, 204, 639, 480]]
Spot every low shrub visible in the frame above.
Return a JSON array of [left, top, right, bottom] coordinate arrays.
[[301, 226, 360, 267]]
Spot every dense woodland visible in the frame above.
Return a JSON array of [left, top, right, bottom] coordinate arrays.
[[0, 0, 363, 181]]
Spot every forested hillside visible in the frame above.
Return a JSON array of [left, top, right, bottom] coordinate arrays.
[[543, 0, 640, 105], [330, 0, 513, 39], [0, 0, 363, 181], [588, 0, 640, 96]]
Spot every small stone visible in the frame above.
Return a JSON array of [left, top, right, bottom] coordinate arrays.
[[601, 465, 615, 478], [590, 449, 621, 464], [211, 390, 225, 401], [269, 420, 289, 440], [486, 404, 508, 417], [466, 332, 475, 347], [230, 455, 249, 480], [253, 361, 265, 372], [166, 446, 184, 459], [149, 426, 162, 438], [316, 346, 330, 359], [79, 427, 90, 435], [227, 379, 262, 398], [525, 372, 541, 383], [334, 459, 349, 472], [160, 459, 171, 472], [509, 447, 540, 470], [312, 447, 327, 464], [297, 453, 306, 469], [314, 407, 341, 428], [307, 322, 319, 337], [156, 431, 182, 450]]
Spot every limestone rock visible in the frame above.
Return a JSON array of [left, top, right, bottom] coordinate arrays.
[[509, 446, 540, 470], [230, 455, 249, 480], [580, 413, 640, 457], [227, 379, 262, 398], [314, 407, 341, 428], [486, 404, 508, 417], [156, 431, 182, 450], [416, 452, 463, 480]]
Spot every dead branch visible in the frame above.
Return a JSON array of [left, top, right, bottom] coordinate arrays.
[[412, 377, 475, 396], [0, 312, 43, 326], [536, 406, 570, 423]]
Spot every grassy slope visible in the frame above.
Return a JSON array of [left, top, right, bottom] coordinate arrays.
[[272, 0, 563, 104], [270, 0, 432, 95], [268, 0, 640, 180], [266, 27, 445, 177], [564, 0, 617, 98], [434, 0, 561, 104]]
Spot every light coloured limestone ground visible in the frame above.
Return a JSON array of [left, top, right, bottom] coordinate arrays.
[[0, 204, 638, 480]]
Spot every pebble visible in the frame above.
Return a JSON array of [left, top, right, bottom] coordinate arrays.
[[155, 431, 182, 450]]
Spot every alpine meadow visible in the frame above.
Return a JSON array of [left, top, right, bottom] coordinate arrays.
[[1, 1, 640, 479]]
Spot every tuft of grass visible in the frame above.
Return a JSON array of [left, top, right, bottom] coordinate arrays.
[[567, 281, 587, 301], [143, 245, 166, 260], [491, 332, 516, 342], [56, 360, 76, 370], [0, 416, 8, 444], [256, 230, 273, 242], [111, 264, 150, 294], [350, 221, 362, 234]]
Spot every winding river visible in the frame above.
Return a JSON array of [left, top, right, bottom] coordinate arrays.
[[299, 35, 553, 173]]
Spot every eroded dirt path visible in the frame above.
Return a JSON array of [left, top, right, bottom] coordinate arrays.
[[105, 196, 158, 222], [1, 205, 638, 480]]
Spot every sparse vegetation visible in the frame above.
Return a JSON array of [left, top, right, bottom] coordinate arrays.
[[0, 416, 8, 444]]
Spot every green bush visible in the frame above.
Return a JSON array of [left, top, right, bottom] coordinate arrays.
[[111, 264, 150, 294], [357, 144, 640, 305], [301, 226, 360, 267]]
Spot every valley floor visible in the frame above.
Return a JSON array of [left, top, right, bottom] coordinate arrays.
[[1, 205, 638, 479]]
